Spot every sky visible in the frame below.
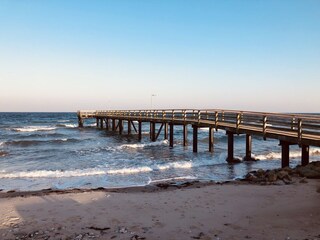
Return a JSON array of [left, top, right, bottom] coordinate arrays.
[[0, 0, 319, 112]]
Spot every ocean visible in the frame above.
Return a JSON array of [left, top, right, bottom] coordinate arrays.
[[0, 112, 319, 192]]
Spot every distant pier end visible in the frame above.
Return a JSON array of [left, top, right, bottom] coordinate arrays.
[[77, 109, 320, 168]]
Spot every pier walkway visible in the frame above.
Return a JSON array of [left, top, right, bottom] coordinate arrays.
[[77, 109, 320, 168]]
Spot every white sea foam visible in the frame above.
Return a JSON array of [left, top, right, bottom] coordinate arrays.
[[64, 124, 77, 128], [58, 120, 70, 123], [12, 126, 56, 132], [0, 166, 153, 179], [157, 162, 193, 170], [0, 142, 3, 147], [107, 166, 153, 174], [149, 176, 197, 184], [118, 140, 169, 149], [254, 148, 320, 160]]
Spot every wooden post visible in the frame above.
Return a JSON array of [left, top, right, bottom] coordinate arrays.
[[280, 140, 290, 168], [243, 134, 253, 161], [106, 119, 109, 131], [78, 116, 83, 128], [96, 118, 99, 128], [149, 122, 152, 140], [169, 123, 174, 147], [112, 119, 116, 131], [301, 145, 309, 166], [183, 124, 188, 146], [226, 131, 234, 162], [128, 120, 131, 135], [151, 122, 156, 142], [209, 127, 214, 152], [193, 125, 198, 152], [138, 121, 142, 141], [119, 120, 123, 135], [100, 118, 103, 129], [164, 123, 168, 140]]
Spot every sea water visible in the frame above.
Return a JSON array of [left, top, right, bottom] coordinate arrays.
[[0, 112, 319, 192]]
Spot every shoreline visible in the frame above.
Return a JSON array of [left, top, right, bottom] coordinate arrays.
[[0, 179, 319, 239]]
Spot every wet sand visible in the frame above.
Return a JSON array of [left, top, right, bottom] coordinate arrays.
[[0, 180, 320, 240]]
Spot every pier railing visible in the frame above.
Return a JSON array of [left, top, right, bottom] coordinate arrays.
[[78, 109, 320, 146]]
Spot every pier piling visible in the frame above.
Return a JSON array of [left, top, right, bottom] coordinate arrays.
[[301, 145, 310, 166], [280, 141, 290, 168], [183, 125, 188, 146], [193, 125, 198, 152], [77, 109, 320, 168], [170, 123, 174, 147], [209, 127, 214, 152], [226, 131, 234, 162]]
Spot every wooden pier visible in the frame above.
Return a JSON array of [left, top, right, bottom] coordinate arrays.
[[77, 109, 320, 168]]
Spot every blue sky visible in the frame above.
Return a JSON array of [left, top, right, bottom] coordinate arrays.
[[0, 0, 319, 112]]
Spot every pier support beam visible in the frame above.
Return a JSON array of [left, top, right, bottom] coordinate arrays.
[[96, 118, 99, 128], [209, 127, 214, 152], [78, 116, 83, 128], [183, 125, 188, 146], [280, 140, 290, 168], [138, 121, 142, 141], [112, 119, 116, 131], [100, 118, 103, 129], [226, 131, 240, 163], [127, 120, 131, 135], [301, 145, 310, 166], [119, 120, 123, 135], [226, 131, 234, 162], [243, 134, 255, 161], [151, 122, 156, 142], [106, 119, 109, 131], [193, 125, 198, 152], [169, 123, 174, 147], [164, 123, 168, 140]]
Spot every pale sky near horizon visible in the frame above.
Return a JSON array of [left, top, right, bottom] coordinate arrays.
[[0, 0, 319, 112]]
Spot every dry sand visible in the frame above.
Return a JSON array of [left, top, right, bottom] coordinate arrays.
[[0, 180, 320, 240]]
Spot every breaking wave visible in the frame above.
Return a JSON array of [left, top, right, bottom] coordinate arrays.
[[56, 123, 77, 128], [254, 148, 320, 160], [2, 138, 79, 147], [12, 126, 56, 132], [0, 160, 197, 179], [118, 140, 169, 149]]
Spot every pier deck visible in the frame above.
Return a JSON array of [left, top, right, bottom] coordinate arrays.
[[77, 109, 320, 167]]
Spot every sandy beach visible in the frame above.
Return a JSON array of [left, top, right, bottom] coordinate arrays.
[[1, 180, 320, 240]]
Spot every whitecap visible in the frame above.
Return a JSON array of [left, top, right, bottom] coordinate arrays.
[[0, 166, 153, 179], [157, 162, 193, 170], [118, 140, 168, 149], [12, 126, 56, 132], [254, 147, 320, 160]]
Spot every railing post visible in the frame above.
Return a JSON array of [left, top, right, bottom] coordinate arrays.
[[298, 119, 302, 144], [215, 111, 218, 131], [263, 115, 267, 140], [236, 113, 241, 133]]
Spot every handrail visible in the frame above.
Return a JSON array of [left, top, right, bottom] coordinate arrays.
[[78, 109, 320, 146]]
